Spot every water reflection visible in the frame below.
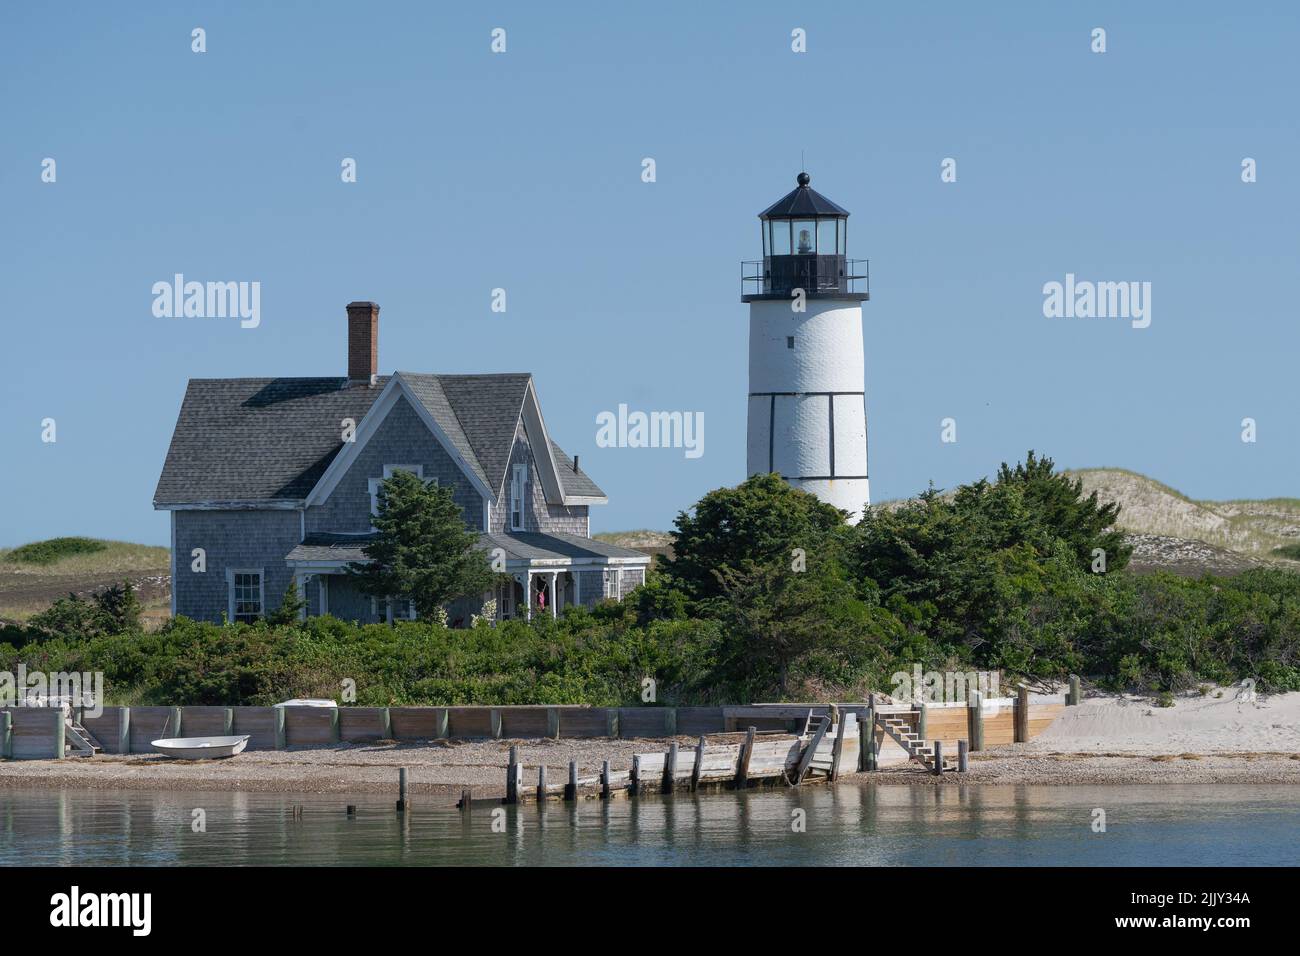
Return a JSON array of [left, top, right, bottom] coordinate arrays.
[[0, 784, 1295, 866]]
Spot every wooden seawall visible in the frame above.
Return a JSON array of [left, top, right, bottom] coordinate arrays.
[[0, 695, 1066, 761]]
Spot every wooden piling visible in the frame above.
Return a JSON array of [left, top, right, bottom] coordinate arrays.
[[490, 708, 502, 739], [396, 767, 408, 812], [917, 702, 928, 740], [957, 739, 969, 773], [329, 706, 340, 744], [933, 740, 943, 776], [1015, 684, 1030, 743], [735, 726, 756, 788], [52, 708, 64, 759], [601, 760, 611, 799], [505, 745, 520, 804], [967, 690, 985, 752], [118, 706, 130, 755], [564, 760, 577, 801], [537, 765, 547, 802], [664, 708, 677, 736], [662, 741, 678, 794], [0, 710, 10, 760], [546, 706, 559, 739], [606, 710, 619, 739], [273, 706, 286, 750], [631, 754, 641, 795], [1067, 675, 1082, 706], [380, 706, 392, 740], [222, 707, 234, 736], [858, 709, 869, 772], [690, 736, 706, 791], [793, 716, 829, 785], [435, 707, 449, 739], [830, 714, 848, 781]]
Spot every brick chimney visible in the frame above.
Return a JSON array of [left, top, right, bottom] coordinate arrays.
[[346, 301, 379, 385]]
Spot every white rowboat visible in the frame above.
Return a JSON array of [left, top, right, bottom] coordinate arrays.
[[150, 735, 250, 759]]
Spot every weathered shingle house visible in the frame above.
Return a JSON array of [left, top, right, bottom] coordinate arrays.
[[154, 301, 650, 625]]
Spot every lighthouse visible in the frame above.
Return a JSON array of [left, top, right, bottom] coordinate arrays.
[[742, 172, 870, 522]]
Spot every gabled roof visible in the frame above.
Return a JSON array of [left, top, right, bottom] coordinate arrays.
[[430, 373, 532, 497], [155, 372, 606, 508], [153, 377, 391, 506], [549, 440, 605, 501]]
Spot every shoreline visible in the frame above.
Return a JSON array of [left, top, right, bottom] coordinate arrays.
[[3, 691, 1297, 797], [2, 740, 1298, 798]]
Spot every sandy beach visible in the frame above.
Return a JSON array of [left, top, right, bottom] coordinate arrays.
[[1, 690, 1297, 796]]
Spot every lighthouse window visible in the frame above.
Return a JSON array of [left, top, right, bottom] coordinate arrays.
[[769, 220, 791, 256], [818, 219, 837, 256], [786, 336, 795, 350], [794, 221, 815, 254]]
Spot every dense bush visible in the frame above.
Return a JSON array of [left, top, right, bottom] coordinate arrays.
[[6, 454, 1298, 703]]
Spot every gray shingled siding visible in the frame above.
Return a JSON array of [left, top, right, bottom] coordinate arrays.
[[173, 509, 301, 623], [619, 566, 645, 599], [324, 575, 382, 624], [489, 423, 588, 535], [306, 394, 485, 535], [577, 570, 604, 608]]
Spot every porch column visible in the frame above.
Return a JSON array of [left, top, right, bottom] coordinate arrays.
[[523, 572, 532, 621], [548, 570, 559, 619], [320, 575, 329, 616], [294, 572, 308, 622]]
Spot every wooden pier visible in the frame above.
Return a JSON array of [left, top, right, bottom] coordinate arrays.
[[460, 711, 866, 808]]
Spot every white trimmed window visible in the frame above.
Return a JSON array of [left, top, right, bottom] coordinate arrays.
[[510, 463, 528, 531], [227, 569, 264, 624], [369, 464, 427, 522], [603, 568, 621, 600]]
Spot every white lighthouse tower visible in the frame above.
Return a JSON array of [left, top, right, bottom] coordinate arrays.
[[742, 172, 870, 522]]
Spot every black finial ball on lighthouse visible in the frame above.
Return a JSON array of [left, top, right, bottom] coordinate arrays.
[[797, 171, 811, 186]]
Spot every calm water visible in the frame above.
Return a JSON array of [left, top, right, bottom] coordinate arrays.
[[1, 784, 1296, 866]]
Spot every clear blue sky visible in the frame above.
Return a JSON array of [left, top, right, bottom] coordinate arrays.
[[2, 1, 1297, 547]]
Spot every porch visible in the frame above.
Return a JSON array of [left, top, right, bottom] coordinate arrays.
[[283, 531, 651, 626]]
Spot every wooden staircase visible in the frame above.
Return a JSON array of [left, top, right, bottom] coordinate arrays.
[[878, 715, 956, 773], [64, 717, 103, 756]]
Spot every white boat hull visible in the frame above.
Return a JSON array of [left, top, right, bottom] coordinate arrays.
[[150, 735, 250, 759]]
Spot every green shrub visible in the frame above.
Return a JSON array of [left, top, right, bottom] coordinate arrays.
[[7, 537, 107, 565]]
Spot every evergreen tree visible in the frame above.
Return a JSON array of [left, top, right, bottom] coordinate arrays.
[[347, 470, 495, 621]]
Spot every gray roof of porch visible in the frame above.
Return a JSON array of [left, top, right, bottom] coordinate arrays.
[[286, 531, 651, 566]]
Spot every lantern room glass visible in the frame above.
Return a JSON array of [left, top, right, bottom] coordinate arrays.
[[768, 220, 791, 256], [793, 221, 816, 254], [817, 220, 837, 256]]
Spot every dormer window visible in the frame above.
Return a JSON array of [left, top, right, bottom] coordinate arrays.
[[510, 463, 528, 531], [369, 464, 426, 523]]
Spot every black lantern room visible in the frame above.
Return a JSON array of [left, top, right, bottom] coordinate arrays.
[[741, 172, 869, 301]]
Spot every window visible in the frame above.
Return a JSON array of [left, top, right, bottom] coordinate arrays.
[[510, 464, 528, 531], [369, 464, 426, 520], [817, 219, 837, 256], [786, 336, 795, 350], [603, 568, 621, 600], [793, 220, 816, 254], [768, 220, 791, 256], [228, 570, 264, 624]]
